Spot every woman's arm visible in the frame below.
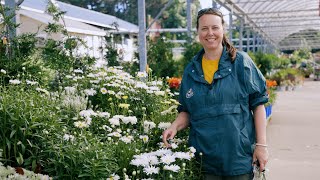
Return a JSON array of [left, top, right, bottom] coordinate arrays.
[[253, 104, 269, 172], [162, 112, 190, 147]]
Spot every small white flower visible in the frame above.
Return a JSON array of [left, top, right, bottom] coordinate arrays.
[[160, 154, 176, 165], [102, 125, 112, 132], [63, 134, 75, 141], [74, 69, 83, 73], [139, 135, 149, 143], [164, 164, 180, 172], [109, 118, 120, 126], [137, 71, 147, 78], [173, 152, 192, 160], [108, 132, 122, 138], [84, 88, 97, 96], [9, 79, 21, 85], [143, 121, 156, 133], [0, 69, 6, 74], [36, 88, 50, 95], [120, 135, 134, 144], [74, 121, 89, 128], [107, 174, 120, 180], [170, 143, 178, 149], [100, 87, 107, 94], [98, 112, 110, 118], [158, 122, 171, 130], [154, 91, 165, 96], [26, 80, 38, 85], [189, 147, 196, 153], [143, 166, 159, 175]]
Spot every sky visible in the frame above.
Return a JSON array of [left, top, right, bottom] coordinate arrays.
[[198, 0, 230, 23], [199, 0, 213, 8]]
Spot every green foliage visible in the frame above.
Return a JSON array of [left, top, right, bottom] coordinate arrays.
[[0, 84, 62, 169], [271, 68, 304, 86], [272, 56, 290, 69], [290, 48, 312, 65], [42, 39, 73, 73], [178, 42, 202, 76], [250, 51, 273, 76], [147, 37, 177, 78], [43, 132, 118, 179], [59, 0, 200, 29], [105, 45, 120, 66]]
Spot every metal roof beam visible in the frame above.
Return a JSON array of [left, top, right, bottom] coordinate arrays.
[[246, 9, 319, 15], [250, 24, 320, 28], [251, 14, 320, 19], [215, 0, 278, 48], [254, 18, 320, 23], [235, 0, 297, 3]]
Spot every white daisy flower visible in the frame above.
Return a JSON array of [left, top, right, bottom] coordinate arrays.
[[9, 79, 21, 85], [158, 122, 171, 130], [163, 164, 180, 172], [143, 166, 159, 175], [160, 154, 176, 165]]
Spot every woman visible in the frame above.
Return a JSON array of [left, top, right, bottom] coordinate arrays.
[[162, 8, 269, 180]]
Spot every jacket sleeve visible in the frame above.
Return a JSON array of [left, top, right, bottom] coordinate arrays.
[[243, 54, 269, 110], [177, 70, 189, 113]]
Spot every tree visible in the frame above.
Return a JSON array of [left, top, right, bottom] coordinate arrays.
[[59, 0, 200, 29]]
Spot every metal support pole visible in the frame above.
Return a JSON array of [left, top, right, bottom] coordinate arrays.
[[246, 28, 250, 52], [229, 7, 233, 43], [138, 0, 147, 73], [186, 0, 192, 40], [5, 0, 16, 39], [239, 18, 243, 51], [253, 33, 256, 53]]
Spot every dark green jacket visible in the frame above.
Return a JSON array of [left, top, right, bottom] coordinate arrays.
[[178, 47, 268, 176]]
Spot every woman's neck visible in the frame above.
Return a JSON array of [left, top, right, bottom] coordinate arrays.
[[203, 45, 223, 60]]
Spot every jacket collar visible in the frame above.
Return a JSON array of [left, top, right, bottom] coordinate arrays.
[[189, 46, 233, 83]]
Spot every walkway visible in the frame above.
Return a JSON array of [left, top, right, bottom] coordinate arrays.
[[267, 80, 320, 179]]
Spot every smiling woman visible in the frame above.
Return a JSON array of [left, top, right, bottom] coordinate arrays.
[[162, 8, 269, 180]]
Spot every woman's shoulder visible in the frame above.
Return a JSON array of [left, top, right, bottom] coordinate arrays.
[[235, 51, 255, 68]]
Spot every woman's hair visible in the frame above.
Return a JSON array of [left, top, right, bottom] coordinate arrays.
[[196, 8, 237, 61]]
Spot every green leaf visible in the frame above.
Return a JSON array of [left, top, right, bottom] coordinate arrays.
[[78, 173, 91, 177], [26, 139, 33, 148], [5, 138, 11, 151], [32, 160, 37, 172], [16, 152, 24, 165], [10, 130, 16, 138], [20, 143, 25, 154]]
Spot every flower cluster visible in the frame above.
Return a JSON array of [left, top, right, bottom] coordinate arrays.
[[0, 162, 52, 180], [167, 77, 182, 89]]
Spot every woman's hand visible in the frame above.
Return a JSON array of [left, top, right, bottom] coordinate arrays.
[[252, 146, 269, 172], [162, 127, 177, 148]]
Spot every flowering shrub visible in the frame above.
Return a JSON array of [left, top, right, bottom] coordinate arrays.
[[266, 79, 277, 105], [0, 66, 201, 179]]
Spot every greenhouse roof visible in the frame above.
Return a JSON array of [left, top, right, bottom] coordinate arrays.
[[216, 0, 320, 51]]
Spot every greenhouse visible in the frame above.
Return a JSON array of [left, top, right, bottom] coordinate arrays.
[[1, 0, 320, 179]]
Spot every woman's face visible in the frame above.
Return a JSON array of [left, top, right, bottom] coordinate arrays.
[[197, 14, 224, 51]]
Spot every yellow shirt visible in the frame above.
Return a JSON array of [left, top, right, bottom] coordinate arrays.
[[202, 56, 220, 84]]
